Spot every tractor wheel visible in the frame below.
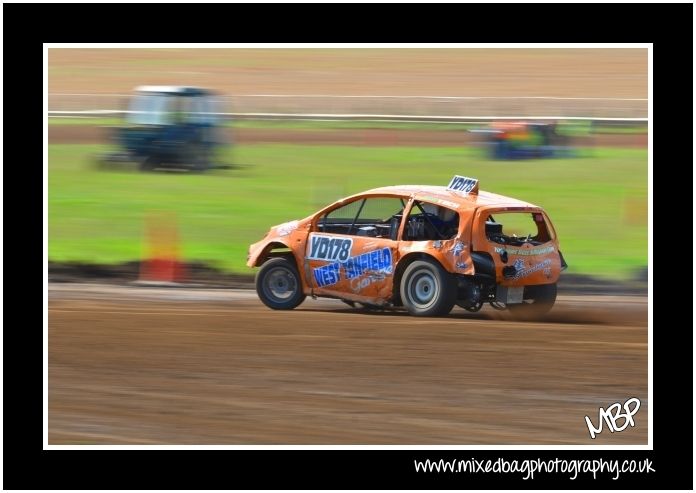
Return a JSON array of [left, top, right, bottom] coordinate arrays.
[[187, 144, 211, 172], [139, 156, 158, 172]]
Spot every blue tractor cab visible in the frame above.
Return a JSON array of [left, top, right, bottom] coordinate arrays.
[[103, 86, 229, 171]]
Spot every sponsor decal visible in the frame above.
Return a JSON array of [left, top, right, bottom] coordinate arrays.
[[456, 262, 468, 270], [312, 247, 393, 289], [437, 198, 460, 209], [276, 220, 299, 237], [344, 247, 393, 280], [511, 259, 552, 280], [450, 241, 466, 257], [420, 196, 460, 210], [308, 234, 353, 263], [432, 240, 442, 249], [494, 246, 555, 256], [312, 262, 341, 288], [446, 175, 479, 195], [350, 270, 387, 292]]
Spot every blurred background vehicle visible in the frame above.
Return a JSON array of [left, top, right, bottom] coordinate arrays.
[[98, 85, 231, 172], [471, 120, 575, 160]]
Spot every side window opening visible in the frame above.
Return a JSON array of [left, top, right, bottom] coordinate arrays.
[[485, 212, 552, 246], [187, 96, 219, 125], [176, 96, 195, 124], [318, 197, 406, 238], [403, 201, 459, 241], [127, 93, 171, 125]]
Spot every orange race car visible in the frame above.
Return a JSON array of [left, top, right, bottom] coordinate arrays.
[[247, 175, 568, 318]]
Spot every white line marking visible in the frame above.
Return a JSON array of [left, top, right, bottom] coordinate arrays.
[[47, 110, 648, 122], [49, 92, 647, 101]]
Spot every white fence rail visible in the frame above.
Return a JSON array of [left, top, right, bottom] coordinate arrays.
[[47, 93, 648, 121]]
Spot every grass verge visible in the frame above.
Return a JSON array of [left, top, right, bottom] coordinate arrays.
[[48, 144, 647, 279]]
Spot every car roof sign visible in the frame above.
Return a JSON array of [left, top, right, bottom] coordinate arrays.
[[446, 175, 479, 195]]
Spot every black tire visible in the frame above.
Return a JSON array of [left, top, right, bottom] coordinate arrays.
[[400, 259, 456, 317], [187, 143, 211, 172], [192, 154, 210, 172], [507, 283, 557, 320], [255, 257, 306, 310], [139, 156, 158, 172]]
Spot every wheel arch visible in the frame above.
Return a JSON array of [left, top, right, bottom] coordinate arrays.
[[250, 241, 297, 268]]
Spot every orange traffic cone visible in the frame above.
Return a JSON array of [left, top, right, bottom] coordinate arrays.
[[139, 211, 186, 284]]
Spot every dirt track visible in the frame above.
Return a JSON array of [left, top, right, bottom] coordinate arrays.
[[49, 284, 648, 445], [48, 125, 648, 148], [48, 48, 647, 98]]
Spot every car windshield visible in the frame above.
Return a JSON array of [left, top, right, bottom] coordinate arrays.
[[126, 93, 171, 125]]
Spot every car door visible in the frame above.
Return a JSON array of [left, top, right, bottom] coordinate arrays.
[[305, 195, 408, 304]]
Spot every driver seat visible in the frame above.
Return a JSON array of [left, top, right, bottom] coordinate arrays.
[[389, 214, 402, 241], [417, 219, 440, 240], [485, 220, 503, 237]]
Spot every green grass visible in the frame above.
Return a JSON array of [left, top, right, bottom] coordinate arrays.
[[589, 124, 649, 134], [47, 117, 647, 134], [48, 144, 647, 279], [47, 117, 481, 131], [231, 120, 482, 131], [49, 117, 123, 126]]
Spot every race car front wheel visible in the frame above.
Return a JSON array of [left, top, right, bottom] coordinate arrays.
[[400, 259, 457, 317], [256, 257, 306, 310]]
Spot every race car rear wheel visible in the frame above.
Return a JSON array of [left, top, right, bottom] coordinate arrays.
[[256, 257, 306, 310], [507, 283, 557, 320], [400, 259, 456, 317]]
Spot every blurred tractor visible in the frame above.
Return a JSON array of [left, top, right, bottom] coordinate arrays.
[[99, 86, 230, 171], [471, 121, 575, 160]]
